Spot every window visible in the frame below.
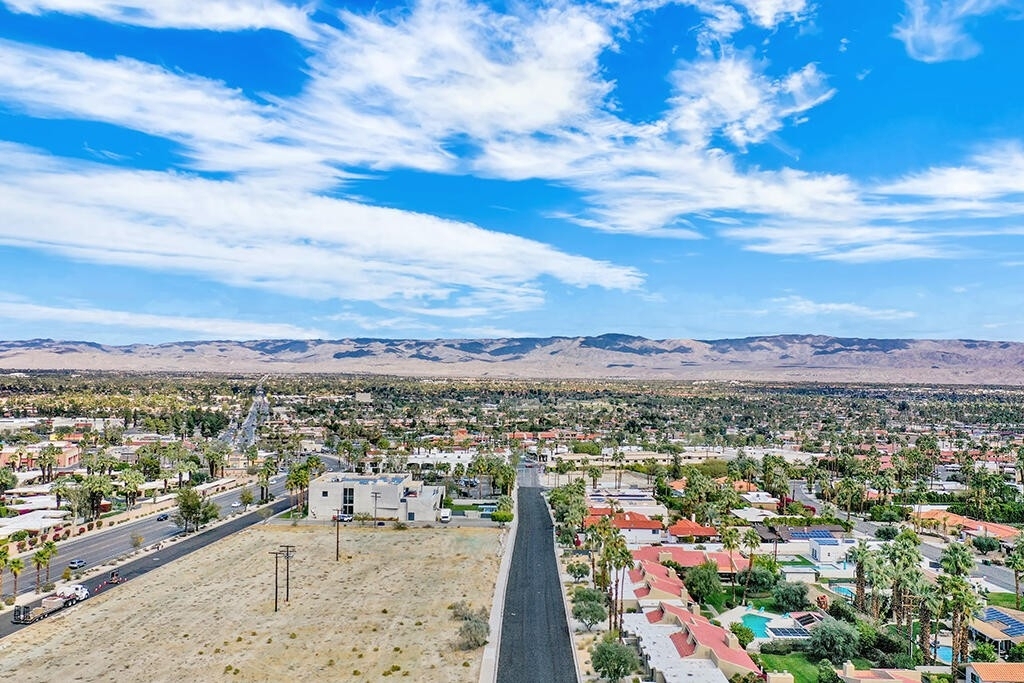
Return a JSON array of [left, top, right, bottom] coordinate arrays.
[[321, 491, 328, 497], [342, 487, 354, 515]]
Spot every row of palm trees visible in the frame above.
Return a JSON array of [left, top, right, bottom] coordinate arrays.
[[846, 533, 978, 668], [0, 540, 60, 601]]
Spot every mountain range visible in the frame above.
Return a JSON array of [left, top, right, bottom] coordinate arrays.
[[1, 334, 1023, 384]]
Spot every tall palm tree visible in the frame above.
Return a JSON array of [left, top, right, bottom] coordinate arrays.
[[607, 534, 634, 636], [864, 554, 894, 621], [912, 576, 943, 665], [721, 527, 740, 601], [0, 547, 8, 600], [1009, 546, 1024, 610], [741, 527, 761, 605], [846, 539, 873, 613], [940, 542, 975, 577], [940, 574, 979, 672], [9, 557, 24, 596], [883, 532, 923, 629], [41, 540, 58, 584], [31, 550, 47, 593]]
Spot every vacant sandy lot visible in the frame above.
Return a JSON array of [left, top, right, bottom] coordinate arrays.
[[0, 523, 503, 683]]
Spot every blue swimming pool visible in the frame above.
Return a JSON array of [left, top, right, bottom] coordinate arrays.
[[934, 645, 952, 663], [833, 585, 855, 599], [741, 613, 771, 638]]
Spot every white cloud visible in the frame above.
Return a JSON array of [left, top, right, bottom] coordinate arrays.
[[1, 0, 317, 39], [893, 0, 1020, 62], [0, 300, 324, 339], [772, 296, 918, 320], [0, 143, 643, 317], [731, 0, 812, 29]]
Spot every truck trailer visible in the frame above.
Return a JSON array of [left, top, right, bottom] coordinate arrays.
[[11, 585, 89, 625]]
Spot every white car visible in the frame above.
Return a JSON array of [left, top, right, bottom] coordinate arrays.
[[231, 501, 242, 508]]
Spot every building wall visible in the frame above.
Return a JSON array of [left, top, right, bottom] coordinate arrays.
[[309, 473, 444, 522]]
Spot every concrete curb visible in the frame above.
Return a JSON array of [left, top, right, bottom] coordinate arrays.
[[479, 481, 519, 683]]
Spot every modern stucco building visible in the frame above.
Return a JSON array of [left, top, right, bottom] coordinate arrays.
[[308, 472, 446, 523]]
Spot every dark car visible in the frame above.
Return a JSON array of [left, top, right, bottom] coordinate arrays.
[[156, 513, 169, 521], [68, 559, 87, 570]]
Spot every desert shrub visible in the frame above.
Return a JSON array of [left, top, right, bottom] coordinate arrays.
[[458, 616, 490, 649]]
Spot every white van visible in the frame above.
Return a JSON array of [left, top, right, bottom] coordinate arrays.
[[439, 508, 452, 523]]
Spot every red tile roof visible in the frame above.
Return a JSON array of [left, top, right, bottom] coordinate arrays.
[[633, 545, 749, 573], [585, 511, 663, 531], [668, 518, 718, 538]]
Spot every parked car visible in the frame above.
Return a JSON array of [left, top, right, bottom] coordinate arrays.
[[231, 501, 242, 508], [68, 559, 87, 570], [156, 513, 169, 521], [335, 513, 353, 522]]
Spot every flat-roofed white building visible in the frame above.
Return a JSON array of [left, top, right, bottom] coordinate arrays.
[[308, 473, 445, 523]]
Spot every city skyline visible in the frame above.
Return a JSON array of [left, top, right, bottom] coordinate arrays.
[[2, 1, 1024, 343]]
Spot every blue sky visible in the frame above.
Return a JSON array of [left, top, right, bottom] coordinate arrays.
[[2, 0, 1024, 344]]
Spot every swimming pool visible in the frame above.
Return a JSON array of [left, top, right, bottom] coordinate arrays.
[[832, 585, 855, 599], [934, 645, 952, 663], [741, 613, 771, 638]]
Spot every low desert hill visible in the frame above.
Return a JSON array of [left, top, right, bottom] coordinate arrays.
[[1, 334, 1023, 384]]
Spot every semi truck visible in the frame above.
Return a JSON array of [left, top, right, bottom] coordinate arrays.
[[11, 584, 89, 625]]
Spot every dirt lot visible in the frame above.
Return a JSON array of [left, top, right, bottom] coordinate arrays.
[[0, 523, 503, 682]]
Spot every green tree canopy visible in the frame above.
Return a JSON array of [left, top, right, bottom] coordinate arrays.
[[590, 640, 639, 682], [683, 561, 722, 605]]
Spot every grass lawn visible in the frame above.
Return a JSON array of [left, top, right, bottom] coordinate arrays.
[[780, 555, 814, 566], [749, 595, 777, 611], [759, 652, 873, 683], [703, 590, 730, 613], [986, 592, 1020, 609]]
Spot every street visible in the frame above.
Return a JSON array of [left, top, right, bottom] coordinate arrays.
[[497, 467, 576, 683]]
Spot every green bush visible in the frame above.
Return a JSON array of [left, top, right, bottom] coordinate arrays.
[[772, 581, 809, 612], [875, 525, 899, 541], [808, 618, 859, 663], [729, 622, 755, 649]]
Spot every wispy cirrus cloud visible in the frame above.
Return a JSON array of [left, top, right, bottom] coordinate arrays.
[[893, 0, 1022, 62], [771, 296, 918, 320], [0, 300, 325, 338], [1, 0, 317, 39]]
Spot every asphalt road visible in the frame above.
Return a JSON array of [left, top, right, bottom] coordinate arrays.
[[0, 495, 292, 637], [789, 479, 1016, 592], [1, 478, 290, 600], [497, 473, 576, 683]]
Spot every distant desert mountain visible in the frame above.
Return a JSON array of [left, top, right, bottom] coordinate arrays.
[[1, 334, 1023, 384]]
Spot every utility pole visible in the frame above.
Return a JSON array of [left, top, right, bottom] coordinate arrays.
[[334, 507, 343, 561], [269, 550, 282, 612], [280, 545, 295, 602], [371, 491, 381, 524]]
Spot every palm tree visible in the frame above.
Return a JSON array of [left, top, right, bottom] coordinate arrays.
[[42, 540, 58, 584], [883, 532, 923, 629], [608, 534, 634, 636], [1008, 546, 1024, 610], [120, 468, 145, 509], [721, 527, 740, 601], [940, 542, 975, 577], [864, 554, 894, 621], [940, 574, 979, 672], [846, 539, 872, 613], [587, 466, 602, 490], [741, 527, 761, 605], [9, 557, 24, 596], [32, 550, 47, 593], [912, 576, 943, 665], [0, 547, 8, 600]]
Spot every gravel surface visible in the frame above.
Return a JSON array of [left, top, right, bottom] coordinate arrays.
[[497, 484, 577, 683]]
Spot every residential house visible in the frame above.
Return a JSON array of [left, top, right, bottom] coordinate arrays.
[[970, 606, 1024, 656], [741, 491, 780, 510], [633, 545, 748, 581], [810, 537, 856, 564], [584, 510, 664, 545], [667, 518, 718, 542], [966, 662, 1024, 683]]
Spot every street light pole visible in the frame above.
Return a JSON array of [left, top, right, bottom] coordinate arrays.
[[371, 491, 381, 524]]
